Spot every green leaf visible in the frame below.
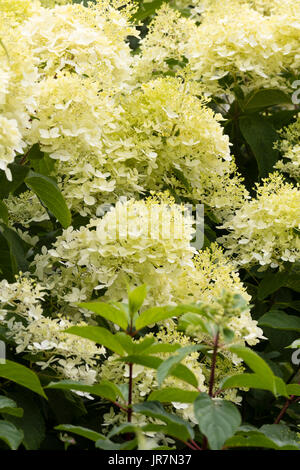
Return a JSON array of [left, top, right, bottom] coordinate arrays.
[[220, 373, 287, 397], [257, 272, 287, 300], [55, 425, 105, 442], [108, 423, 140, 439], [0, 223, 29, 274], [225, 433, 297, 450], [95, 437, 137, 450], [194, 393, 241, 450], [243, 89, 290, 111], [46, 380, 121, 403], [156, 345, 206, 386], [273, 300, 300, 312], [225, 432, 291, 450], [95, 438, 122, 450], [46, 388, 87, 423], [229, 346, 274, 379], [30, 152, 56, 177], [239, 115, 279, 177], [152, 445, 176, 450], [285, 276, 300, 293], [26, 145, 56, 177], [115, 333, 155, 355], [148, 388, 199, 403], [0, 396, 23, 418], [118, 354, 199, 388], [0, 164, 29, 199], [286, 383, 300, 396], [128, 284, 147, 317], [267, 109, 299, 130], [0, 420, 23, 450], [118, 354, 162, 369], [78, 301, 128, 331], [26, 143, 44, 161], [226, 424, 300, 450], [172, 167, 192, 191], [261, 424, 300, 449], [25, 171, 71, 228], [5, 389, 45, 450], [133, 0, 165, 22], [130, 336, 156, 354], [72, 0, 96, 6], [0, 201, 8, 224], [178, 312, 217, 337], [0, 360, 46, 398], [0, 237, 15, 280], [64, 326, 125, 356], [258, 310, 300, 332], [222, 327, 235, 343], [135, 305, 191, 331], [113, 333, 135, 355], [224, 346, 287, 396], [133, 402, 194, 442], [145, 343, 181, 354]]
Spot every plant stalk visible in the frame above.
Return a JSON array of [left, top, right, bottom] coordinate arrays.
[[209, 331, 219, 397], [127, 362, 133, 423]]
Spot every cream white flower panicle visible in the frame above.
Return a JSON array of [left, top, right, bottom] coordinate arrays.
[[0, 66, 10, 106], [0, 276, 104, 384], [4, 191, 49, 227], [26, 72, 119, 214], [108, 77, 247, 219], [0, 9, 38, 178], [32, 191, 263, 347], [28, 74, 247, 217], [133, 0, 299, 97], [21, 0, 137, 90], [0, 116, 25, 180], [183, 0, 296, 16], [270, 2, 300, 82], [171, 243, 251, 305], [0, 8, 38, 124], [168, 244, 263, 346], [8, 315, 104, 384], [40, 0, 71, 6], [169, 0, 205, 20], [275, 116, 300, 182], [0, 0, 40, 26], [0, 276, 45, 322], [183, 0, 300, 96], [133, 4, 198, 83], [219, 173, 300, 268], [33, 195, 196, 309], [182, 289, 264, 347], [26, 71, 139, 216]]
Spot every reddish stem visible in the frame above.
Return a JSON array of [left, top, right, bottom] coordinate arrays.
[[113, 401, 128, 413], [274, 396, 300, 424], [190, 439, 202, 450], [127, 362, 133, 423], [202, 436, 208, 451], [274, 398, 292, 424], [275, 378, 300, 424], [182, 440, 198, 451], [209, 331, 219, 397]]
